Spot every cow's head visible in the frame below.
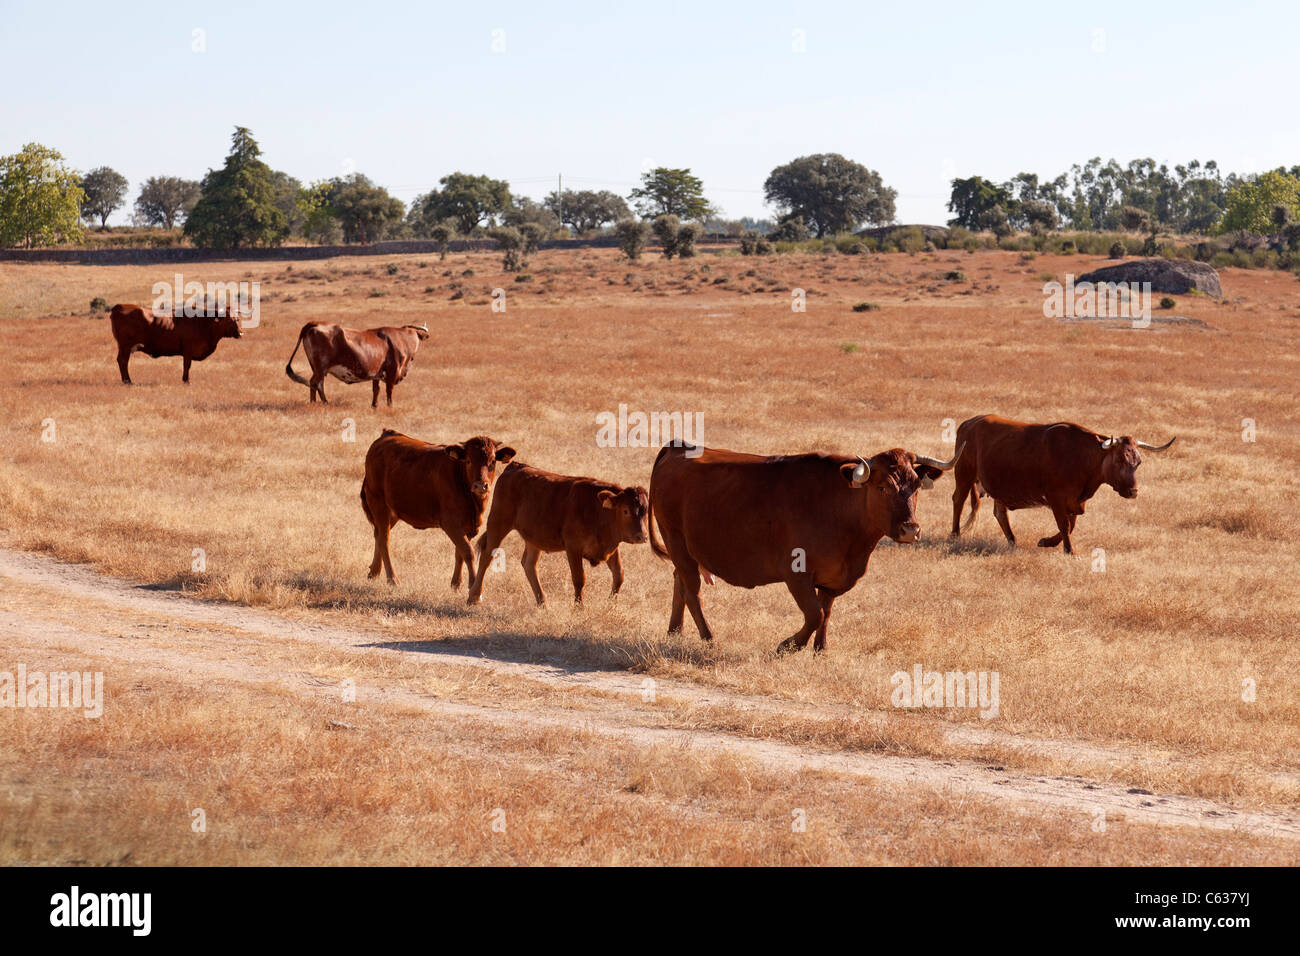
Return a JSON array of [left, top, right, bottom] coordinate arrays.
[[447, 436, 515, 497], [1098, 435, 1176, 499], [214, 310, 243, 340], [840, 445, 963, 543], [598, 486, 649, 545], [405, 324, 431, 341]]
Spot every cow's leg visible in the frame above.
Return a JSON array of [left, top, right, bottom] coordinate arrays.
[[775, 577, 824, 656], [385, 376, 395, 407], [372, 379, 380, 409], [605, 548, 624, 597], [447, 531, 475, 590], [668, 571, 686, 634], [566, 547, 587, 604], [676, 563, 714, 642], [467, 530, 502, 605], [310, 375, 327, 403], [521, 543, 545, 605], [116, 347, 132, 385], [376, 520, 398, 585], [993, 500, 1016, 545], [951, 476, 973, 536], [812, 590, 837, 653], [182, 355, 192, 384], [1039, 507, 1076, 554]]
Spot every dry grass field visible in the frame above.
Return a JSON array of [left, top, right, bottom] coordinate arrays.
[[2, 245, 1298, 865]]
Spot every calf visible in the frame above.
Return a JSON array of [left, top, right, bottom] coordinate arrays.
[[110, 303, 242, 384], [466, 462, 648, 606], [360, 429, 515, 588]]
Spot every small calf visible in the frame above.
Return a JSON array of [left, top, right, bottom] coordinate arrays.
[[467, 461, 648, 606]]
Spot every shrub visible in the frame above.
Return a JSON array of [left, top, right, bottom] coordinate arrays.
[[385, 263, 399, 275], [1159, 296, 1176, 310], [1108, 241, 1126, 259], [1060, 239, 1077, 255], [739, 232, 758, 255], [615, 219, 651, 260], [771, 216, 810, 242], [519, 222, 546, 258], [652, 214, 682, 259], [890, 226, 925, 254], [852, 302, 879, 312], [487, 226, 524, 271], [840, 343, 860, 354], [429, 225, 452, 260], [90, 296, 108, 312], [677, 222, 701, 258], [944, 270, 967, 282]]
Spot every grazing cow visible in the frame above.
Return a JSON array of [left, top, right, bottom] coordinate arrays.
[[285, 321, 429, 407], [649, 441, 962, 655], [360, 429, 515, 588], [950, 414, 1176, 554], [110, 303, 242, 384], [466, 462, 648, 606]]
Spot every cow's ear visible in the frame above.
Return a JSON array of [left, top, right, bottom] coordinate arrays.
[[446, 444, 466, 462], [915, 465, 943, 490], [840, 461, 868, 488], [598, 490, 616, 509], [495, 446, 516, 463]]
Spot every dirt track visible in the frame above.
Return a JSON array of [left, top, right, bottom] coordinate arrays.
[[3, 544, 1296, 842]]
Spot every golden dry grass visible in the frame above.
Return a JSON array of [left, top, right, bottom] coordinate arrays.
[[1, 245, 1298, 863]]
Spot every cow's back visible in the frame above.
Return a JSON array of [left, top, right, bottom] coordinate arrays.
[[652, 445, 854, 588], [959, 415, 1090, 509], [110, 304, 169, 349], [492, 462, 616, 553]]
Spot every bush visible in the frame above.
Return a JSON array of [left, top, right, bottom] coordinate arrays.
[[1159, 296, 1176, 310], [944, 270, 967, 282], [487, 226, 524, 271], [771, 217, 810, 242], [615, 219, 651, 260], [652, 214, 682, 259], [429, 225, 452, 260], [1108, 241, 1126, 259], [90, 296, 108, 313], [889, 226, 925, 254], [852, 302, 879, 312], [386, 263, 399, 275], [677, 222, 701, 258]]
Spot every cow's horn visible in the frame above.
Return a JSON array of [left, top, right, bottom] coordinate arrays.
[[914, 443, 964, 471], [1101, 436, 1117, 449], [1136, 437, 1176, 451], [852, 457, 870, 485]]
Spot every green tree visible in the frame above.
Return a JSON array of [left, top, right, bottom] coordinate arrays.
[[652, 214, 681, 258], [0, 143, 85, 248], [488, 225, 524, 271], [326, 174, 405, 243], [947, 176, 1014, 230], [629, 167, 710, 220], [763, 153, 897, 237], [1217, 170, 1300, 234], [79, 166, 129, 229], [501, 195, 559, 234], [184, 127, 288, 248], [615, 219, 651, 259], [134, 176, 200, 229], [544, 189, 630, 234], [421, 172, 512, 235]]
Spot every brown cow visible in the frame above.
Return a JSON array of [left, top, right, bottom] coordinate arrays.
[[360, 429, 515, 588], [649, 441, 961, 655], [285, 321, 429, 407], [110, 303, 243, 384], [466, 462, 648, 606], [950, 414, 1176, 554]]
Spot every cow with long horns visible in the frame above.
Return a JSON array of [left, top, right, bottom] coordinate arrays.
[[950, 414, 1176, 554], [648, 440, 962, 655]]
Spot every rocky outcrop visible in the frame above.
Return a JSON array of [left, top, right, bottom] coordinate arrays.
[[1077, 258, 1222, 298]]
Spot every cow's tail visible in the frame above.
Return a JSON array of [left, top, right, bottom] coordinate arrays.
[[961, 483, 981, 532], [647, 443, 677, 561], [285, 323, 316, 387], [360, 483, 374, 526]]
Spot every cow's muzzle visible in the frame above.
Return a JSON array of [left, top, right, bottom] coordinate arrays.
[[472, 481, 489, 495], [894, 522, 921, 543]]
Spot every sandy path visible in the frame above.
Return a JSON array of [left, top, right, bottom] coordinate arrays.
[[2, 545, 1297, 840]]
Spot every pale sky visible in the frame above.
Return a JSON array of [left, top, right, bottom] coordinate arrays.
[[3, 0, 1295, 226]]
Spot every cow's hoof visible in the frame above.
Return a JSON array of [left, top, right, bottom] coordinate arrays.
[[774, 639, 801, 657], [1036, 537, 1058, 548]]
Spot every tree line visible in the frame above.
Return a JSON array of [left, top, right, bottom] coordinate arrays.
[[3, 126, 1297, 250]]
